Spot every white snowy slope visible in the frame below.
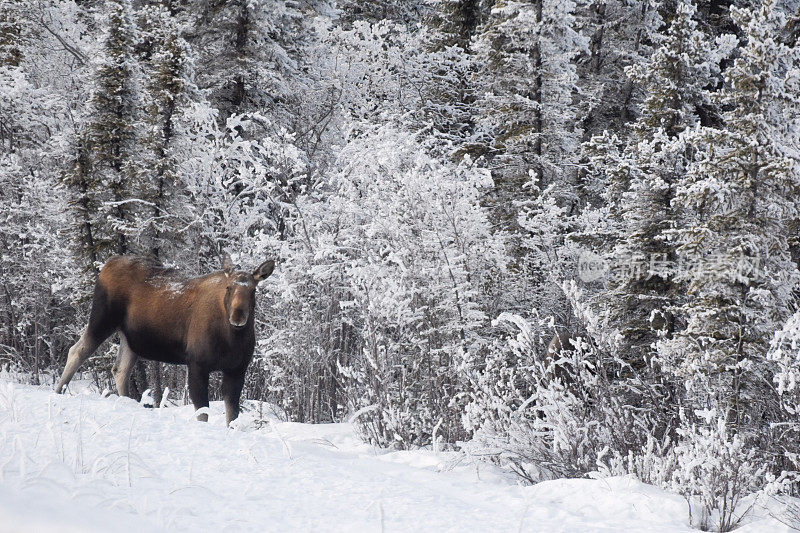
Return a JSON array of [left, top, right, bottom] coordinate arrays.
[[0, 378, 792, 533]]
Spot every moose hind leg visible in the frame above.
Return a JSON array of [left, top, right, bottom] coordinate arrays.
[[188, 364, 210, 422], [112, 335, 138, 398], [56, 282, 121, 394], [222, 370, 246, 427], [55, 327, 101, 393]]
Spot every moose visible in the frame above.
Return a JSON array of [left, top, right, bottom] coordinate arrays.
[[545, 331, 586, 385], [546, 331, 574, 381], [55, 254, 275, 425], [545, 330, 600, 386]]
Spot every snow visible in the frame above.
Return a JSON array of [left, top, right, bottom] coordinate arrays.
[[0, 378, 791, 532]]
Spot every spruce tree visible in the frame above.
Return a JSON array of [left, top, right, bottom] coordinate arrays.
[[419, 0, 487, 150], [660, 0, 800, 445], [65, 0, 149, 399], [0, 0, 28, 151], [473, 0, 586, 268], [139, 3, 196, 261], [84, 0, 142, 257], [592, 0, 719, 371], [188, 0, 301, 123], [471, 0, 586, 324], [0, 0, 22, 68], [62, 140, 101, 273]]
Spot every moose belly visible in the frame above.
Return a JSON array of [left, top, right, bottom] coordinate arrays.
[[122, 324, 187, 365]]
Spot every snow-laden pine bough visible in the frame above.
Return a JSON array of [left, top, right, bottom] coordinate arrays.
[[55, 254, 274, 425]]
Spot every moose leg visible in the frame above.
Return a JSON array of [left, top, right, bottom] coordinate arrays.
[[188, 364, 210, 422], [222, 370, 246, 427], [55, 327, 102, 394], [111, 335, 138, 398], [56, 281, 121, 394]]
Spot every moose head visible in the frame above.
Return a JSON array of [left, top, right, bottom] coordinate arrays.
[[221, 253, 275, 330]]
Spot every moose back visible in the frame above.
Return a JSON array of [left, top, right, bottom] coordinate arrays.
[[55, 255, 275, 425]]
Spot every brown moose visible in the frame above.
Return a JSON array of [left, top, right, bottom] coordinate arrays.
[[545, 331, 578, 384], [55, 254, 274, 425], [545, 331, 597, 386]]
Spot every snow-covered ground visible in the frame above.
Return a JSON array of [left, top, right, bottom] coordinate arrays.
[[0, 377, 792, 532]]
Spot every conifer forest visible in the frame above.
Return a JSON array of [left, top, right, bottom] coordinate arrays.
[[2, 0, 800, 529]]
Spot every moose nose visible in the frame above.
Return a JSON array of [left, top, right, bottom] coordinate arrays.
[[230, 311, 248, 328]]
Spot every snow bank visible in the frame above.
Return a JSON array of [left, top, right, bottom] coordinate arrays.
[[0, 379, 791, 532]]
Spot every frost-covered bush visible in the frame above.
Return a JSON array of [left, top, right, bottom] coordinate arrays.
[[462, 306, 681, 485], [600, 411, 765, 531], [461, 312, 611, 481], [763, 468, 800, 531], [598, 435, 678, 489], [327, 125, 505, 448], [671, 411, 764, 532], [248, 123, 506, 443], [249, 253, 352, 423]]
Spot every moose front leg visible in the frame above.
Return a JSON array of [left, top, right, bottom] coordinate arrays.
[[188, 364, 210, 422], [222, 370, 246, 427]]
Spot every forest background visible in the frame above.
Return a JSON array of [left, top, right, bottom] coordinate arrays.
[[2, 0, 800, 528]]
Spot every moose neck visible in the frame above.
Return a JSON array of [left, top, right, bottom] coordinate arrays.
[[229, 322, 251, 337], [227, 320, 255, 349]]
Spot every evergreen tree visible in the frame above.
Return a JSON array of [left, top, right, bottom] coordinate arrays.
[[83, 0, 143, 257], [60, 0, 149, 398], [188, 0, 302, 123], [659, 0, 800, 445], [473, 0, 586, 253], [589, 0, 721, 370], [138, 2, 197, 261], [576, 0, 661, 140], [418, 0, 484, 149], [0, 0, 22, 68], [0, 0, 31, 151], [62, 139, 101, 273]]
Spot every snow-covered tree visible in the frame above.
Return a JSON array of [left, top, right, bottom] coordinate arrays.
[[474, 0, 587, 235], [659, 0, 800, 443], [179, 109, 304, 263], [576, 0, 661, 140], [188, 0, 302, 124], [137, 3, 198, 261], [417, 0, 488, 149], [81, 0, 143, 258], [588, 0, 723, 369]]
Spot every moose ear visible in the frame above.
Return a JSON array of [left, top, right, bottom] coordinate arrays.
[[221, 252, 234, 275], [253, 260, 275, 283]]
